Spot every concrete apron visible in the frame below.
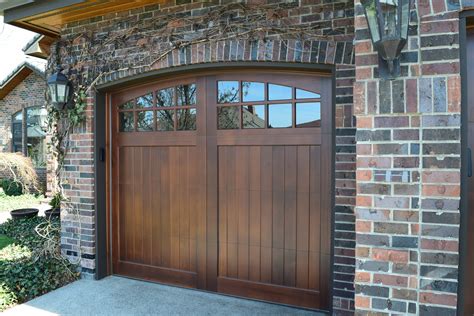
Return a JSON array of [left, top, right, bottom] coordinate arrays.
[[4, 276, 326, 315]]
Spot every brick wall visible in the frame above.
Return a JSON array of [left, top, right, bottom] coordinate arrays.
[[55, 0, 356, 313], [354, 0, 461, 315], [0, 72, 46, 152]]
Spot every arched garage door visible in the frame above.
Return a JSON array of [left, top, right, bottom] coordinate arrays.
[[111, 69, 333, 310]]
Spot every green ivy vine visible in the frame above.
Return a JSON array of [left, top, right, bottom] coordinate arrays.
[[47, 85, 87, 193]]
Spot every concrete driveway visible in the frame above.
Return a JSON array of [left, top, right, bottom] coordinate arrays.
[[4, 276, 327, 315]]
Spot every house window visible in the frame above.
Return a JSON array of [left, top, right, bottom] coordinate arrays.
[[11, 107, 48, 167]]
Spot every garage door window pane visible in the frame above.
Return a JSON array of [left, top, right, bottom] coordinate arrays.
[[119, 100, 134, 110], [137, 111, 154, 131], [296, 89, 320, 99], [242, 82, 264, 102], [268, 84, 292, 100], [177, 108, 197, 130], [218, 81, 240, 104], [296, 102, 321, 128], [177, 84, 196, 106], [157, 110, 174, 131], [243, 105, 265, 129], [157, 87, 174, 107], [268, 103, 292, 128], [119, 112, 134, 132], [218, 106, 239, 129], [136, 93, 153, 108]]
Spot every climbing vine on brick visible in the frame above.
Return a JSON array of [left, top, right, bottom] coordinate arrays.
[[51, 2, 347, 92], [47, 86, 87, 194]]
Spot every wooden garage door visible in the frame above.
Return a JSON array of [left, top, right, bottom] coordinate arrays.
[[111, 70, 332, 310]]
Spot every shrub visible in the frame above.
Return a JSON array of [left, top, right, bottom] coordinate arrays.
[[0, 217, 79, 311], [49, 193, 64, 209], [1, 179, 23, 196], [0, 153, 38, 194]]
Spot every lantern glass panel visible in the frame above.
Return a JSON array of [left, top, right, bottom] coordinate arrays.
[[380, 0, 398, 38], [400, 0, 410, 40], [363, 0, 380, 43], [56, 83, 67, 103], [49, 85, 57, 103]]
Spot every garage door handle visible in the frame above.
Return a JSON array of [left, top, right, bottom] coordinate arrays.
[[99, 148, 105, 162], [468, 148, 472, 178]]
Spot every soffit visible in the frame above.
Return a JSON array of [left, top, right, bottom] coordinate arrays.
[[4, 0, 168, 38]]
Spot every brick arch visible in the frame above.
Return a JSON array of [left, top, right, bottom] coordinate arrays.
[[95, 38, 354, 86]]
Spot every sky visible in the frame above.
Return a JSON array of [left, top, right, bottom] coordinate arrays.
[[0, 18, 39, 81]]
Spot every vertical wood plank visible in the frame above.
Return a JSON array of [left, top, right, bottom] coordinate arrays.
[[309, 146, 321, 291], [170, 147, 180, 269], [160, 147, 171, 268], [151, 147, 162, 267], [119, 147, 132, 261], [142, 147, 152, 265], [179, 147, 190, 271], [237, 146, 249, 280], [226, 146, 238, 278], [218, 146, 228, 277], [284, 146, 297, 287], [272, 146, 285, 285], [248, 146, 261, 282], [296, 146, 310, 289], [133, 147, 143, 263], [260, 146, 273, 283], [189, 146, 198, 273]]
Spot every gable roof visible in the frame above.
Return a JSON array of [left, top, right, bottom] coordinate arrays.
[[0, 58, 46, 100]]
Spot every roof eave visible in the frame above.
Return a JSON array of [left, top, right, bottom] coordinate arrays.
[[4, 0, 85, 37], [0, 63, 45, 100]]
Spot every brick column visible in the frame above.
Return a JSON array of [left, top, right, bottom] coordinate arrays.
[[354, 0, 461, 315]]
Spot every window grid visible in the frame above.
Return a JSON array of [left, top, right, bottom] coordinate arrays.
[[217, 81, 321, 130], [117, 84, 197, 132]]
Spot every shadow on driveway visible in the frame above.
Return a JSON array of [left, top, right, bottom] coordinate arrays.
[[4, 276, 327, 315]]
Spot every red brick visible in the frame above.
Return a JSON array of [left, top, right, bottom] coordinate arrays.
[[422, 171, 460, 184], [355, 271, 371, 283], [448, 75, 461, 112], [422, 62, 460, 75], [422, 184, 460, 197], [355, 295, 370, 309], [421, 238, 459, 252], [357, 157, 392, 168], [373, 273, 408, 287], [432, 0, 446, 14], [406, 79, 418, 113], [372, 248, 409, 263], [356, 220, 372, 233], [356, 170, 372, 181], [420, 292, 457, 306]]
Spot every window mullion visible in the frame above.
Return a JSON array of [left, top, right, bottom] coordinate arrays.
[[22, 107, 27, 156]]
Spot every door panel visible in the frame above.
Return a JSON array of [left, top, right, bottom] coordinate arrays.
[[111, 77, 206, 288], [212, 72, 332, 309], [216, 145, 324, 308], [110, 70, 332, 310], [115, 146, 199, 285]]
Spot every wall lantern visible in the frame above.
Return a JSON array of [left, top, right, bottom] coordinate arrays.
[[361, 0, 410, 79], [47, 67, 73, 110]]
